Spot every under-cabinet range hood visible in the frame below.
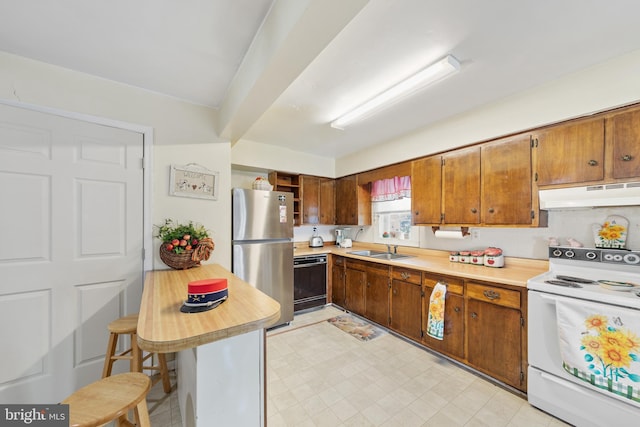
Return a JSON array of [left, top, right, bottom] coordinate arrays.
[[539, 182, 640, 209]]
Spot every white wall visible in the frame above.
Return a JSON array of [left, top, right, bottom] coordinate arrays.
[[0, 51, 232, 270]]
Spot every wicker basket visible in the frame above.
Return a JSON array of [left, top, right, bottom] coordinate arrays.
[[159, 245, 200, 270], [158, 238, 215, 270]]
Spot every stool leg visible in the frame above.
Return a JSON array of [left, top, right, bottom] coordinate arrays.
[[134, 398, 151, 427], [158, 353, 172, 393], [131, 332, 142, 372], [102, 332, 118, 378]]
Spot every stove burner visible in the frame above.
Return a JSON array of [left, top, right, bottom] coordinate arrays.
[[544, 280, 583, 288], [555, 275, 597, 285]]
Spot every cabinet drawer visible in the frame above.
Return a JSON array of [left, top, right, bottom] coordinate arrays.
[[392, 267, 422, 285], [423, 274, 463, 295], [333, 256, 345, 267], [346, 258, 368, 271], [466, 282, 520, 309]]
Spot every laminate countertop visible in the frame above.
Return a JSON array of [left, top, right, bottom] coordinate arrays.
[[294, 243, 548, 288], [137, 264, 281, 353]]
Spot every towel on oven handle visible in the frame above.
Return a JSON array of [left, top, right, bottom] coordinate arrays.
[[556, 298, 640, 406], [426, 282, 447, 340]]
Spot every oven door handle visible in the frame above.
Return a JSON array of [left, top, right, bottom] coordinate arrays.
[[294, 261, 327, 268]]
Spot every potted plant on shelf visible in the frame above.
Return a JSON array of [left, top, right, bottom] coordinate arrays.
[[154, 219, 214, 269]]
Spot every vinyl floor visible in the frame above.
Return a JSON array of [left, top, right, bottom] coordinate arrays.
[[144, 305, 570, 426]]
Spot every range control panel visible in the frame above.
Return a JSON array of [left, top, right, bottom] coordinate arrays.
[[549, 246, 640, 266]]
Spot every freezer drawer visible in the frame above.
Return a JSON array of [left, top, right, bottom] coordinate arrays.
[[232, 241, 293, 327]]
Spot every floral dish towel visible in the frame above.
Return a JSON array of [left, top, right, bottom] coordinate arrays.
[[556, 296, 640, 407], [426, 282, 447, 340]]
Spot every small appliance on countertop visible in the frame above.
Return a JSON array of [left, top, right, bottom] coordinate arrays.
[[309, 227, 324, 248]]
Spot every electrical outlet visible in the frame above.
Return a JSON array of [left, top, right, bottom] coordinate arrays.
[[472, 230, 479, 239]]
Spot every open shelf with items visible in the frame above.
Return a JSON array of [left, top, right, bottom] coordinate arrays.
[[268, 171, 301, 226]]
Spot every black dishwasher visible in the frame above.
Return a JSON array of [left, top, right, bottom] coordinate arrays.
[[293, 254, 327, 312]]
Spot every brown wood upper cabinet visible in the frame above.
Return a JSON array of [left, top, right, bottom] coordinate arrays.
[[300, 175, 335, 225], [608, 108, 640, 180], [411, 155, 442, 225], [481, 135, 534, 225], [534, 117, 605, 186], [335, 175, 371, 225], [442, 146, 481, 224]]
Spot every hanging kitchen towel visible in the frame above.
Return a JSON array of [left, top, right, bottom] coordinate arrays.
[[556, 296, 640, 407], [426, 282, 447, 340]]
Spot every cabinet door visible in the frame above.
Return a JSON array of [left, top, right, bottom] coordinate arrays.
[[364, 265, 390, 326], [422, 285, 465, 359], [301, 175, 320, 225], [535, 118, 605, 185], [466, 298, 523, 390], [335, 175, 357, 225], [411, 155, 442, 224], [331, 257, 345, 307], [442, 146, 480, 224], [610, 109, 640, 179], [390, 279, 422, 341], [345, 268, 366, 315], [481, 136, 532, 225], [319, 178, 335, 224]]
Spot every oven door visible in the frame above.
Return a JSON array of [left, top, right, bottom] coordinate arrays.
[[293, 255, 327, 312], [528, 290, 640, 425]]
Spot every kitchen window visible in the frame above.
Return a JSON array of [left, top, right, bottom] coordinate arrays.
[[372, 197, 420, 247]]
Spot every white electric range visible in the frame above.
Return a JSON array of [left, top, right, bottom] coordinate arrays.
[[527, 246, 640, 427]]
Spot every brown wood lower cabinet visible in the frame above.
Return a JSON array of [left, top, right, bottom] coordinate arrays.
[[331, 256, 345, 308], [421, 274, 465, 361], [364, 263, 390, 326], [466, 282, 525, 391], [390, 267, 422, 341], [345, 259, 367, 316]]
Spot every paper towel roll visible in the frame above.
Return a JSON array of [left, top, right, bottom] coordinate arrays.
[[434, 230, 468, 239]]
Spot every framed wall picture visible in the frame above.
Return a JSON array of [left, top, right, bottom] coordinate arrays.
[[169, 163, 219, 200]]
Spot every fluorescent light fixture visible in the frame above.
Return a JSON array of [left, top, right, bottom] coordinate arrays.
[[330, 54, 460, 129]]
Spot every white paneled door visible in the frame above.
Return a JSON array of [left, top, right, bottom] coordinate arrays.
[[0, 104, 144, 403]]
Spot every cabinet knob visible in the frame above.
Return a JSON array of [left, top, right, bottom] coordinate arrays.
[[401, 272, 411, 280], [393, 289, 397, 295], [488, 208, 495, 214], [483, 289, 500, 300], [588, 159, 598, 166], [415, 211, 420, 216], [622, 154, 634, 161], [454, 306, 460, 313], [471, 208, 477, 214], [471, 312, 478, 319]]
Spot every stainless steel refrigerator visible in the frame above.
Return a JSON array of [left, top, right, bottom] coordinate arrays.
[[232, 188, 294, 327]]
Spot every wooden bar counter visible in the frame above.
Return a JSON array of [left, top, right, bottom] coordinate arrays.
[[137, 264, 281, 427]]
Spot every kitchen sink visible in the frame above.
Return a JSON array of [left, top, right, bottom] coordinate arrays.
[[370, 253, 413, 260], [347, 250, 388, 257], [347, 250, 413, 260]]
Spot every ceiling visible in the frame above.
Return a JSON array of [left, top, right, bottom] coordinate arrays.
[[2, 0, 640, 159]]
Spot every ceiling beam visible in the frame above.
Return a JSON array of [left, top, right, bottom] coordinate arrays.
[[218, 0, 369, 143]]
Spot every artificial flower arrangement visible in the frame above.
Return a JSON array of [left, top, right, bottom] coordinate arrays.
[[154, 219, 214, 269]]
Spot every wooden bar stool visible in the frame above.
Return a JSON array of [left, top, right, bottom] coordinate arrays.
[[62, 372, 151, 427], [102, 313, 172, 393]]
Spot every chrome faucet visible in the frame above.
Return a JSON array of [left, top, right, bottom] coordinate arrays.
[[386, 244, 392, 254]]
